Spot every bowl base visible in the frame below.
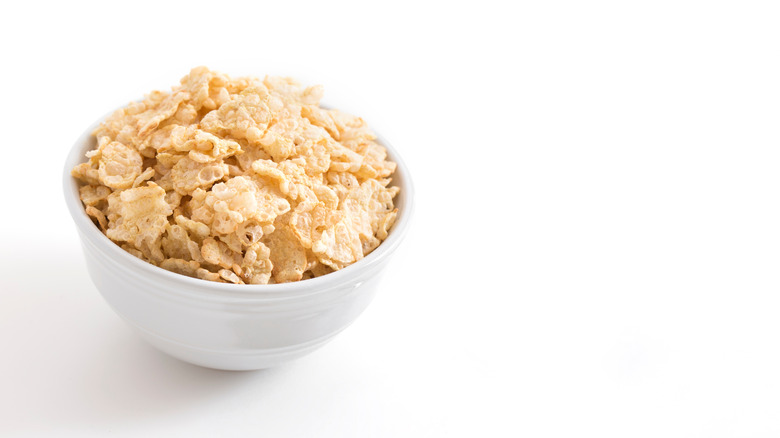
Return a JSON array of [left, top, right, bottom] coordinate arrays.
[[128, 321, 343, 371]]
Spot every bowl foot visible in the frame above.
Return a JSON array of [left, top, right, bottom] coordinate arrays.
[[128, 322, 342, 371]]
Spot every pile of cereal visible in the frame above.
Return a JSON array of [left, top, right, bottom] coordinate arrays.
[[72, 67, 399, 284]]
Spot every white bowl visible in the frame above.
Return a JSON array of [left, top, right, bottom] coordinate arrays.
[[63, 111, 414, 371]]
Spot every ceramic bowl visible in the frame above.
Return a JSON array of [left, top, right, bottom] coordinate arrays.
[[63, 111, 413, 370]]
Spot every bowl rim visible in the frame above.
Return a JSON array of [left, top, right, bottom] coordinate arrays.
[[63, 105, 414, 301]]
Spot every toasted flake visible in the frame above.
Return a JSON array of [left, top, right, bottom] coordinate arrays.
[[219, 269, 244, 284], [79, 185, 111, 207], [98, 141, 143, 190], [170, 157, 228, 194], [85, 205, 107, 231], [105, 183, 171, 250], [160, 258, 201, 277], [312, 218, 363, 270], [265, 227, 307, 283]]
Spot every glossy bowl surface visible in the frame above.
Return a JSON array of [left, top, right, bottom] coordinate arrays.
[[63, 110, 413, 370]]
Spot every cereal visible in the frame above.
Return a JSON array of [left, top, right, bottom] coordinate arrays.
[[98, 141, 143, 190], [265, 225, 308, 283], [72, 67, 399, 284]]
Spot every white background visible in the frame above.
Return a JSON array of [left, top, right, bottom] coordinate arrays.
[[2, 1, 779, 436]]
